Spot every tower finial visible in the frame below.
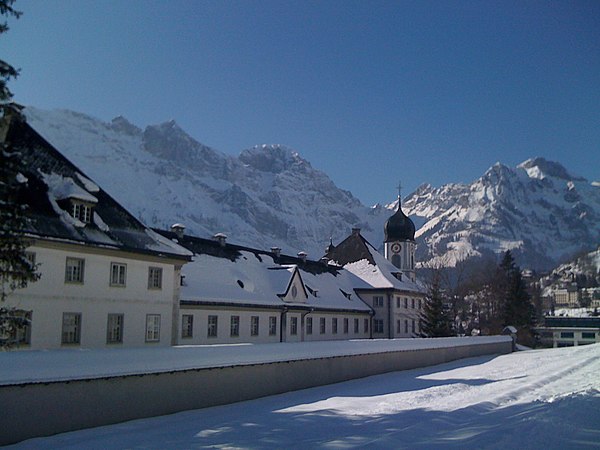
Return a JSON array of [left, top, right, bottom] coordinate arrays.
[[397, 181, 402, 207]]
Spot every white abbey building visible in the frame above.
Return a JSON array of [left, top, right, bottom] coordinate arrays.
[[2, 109, 425, 350]]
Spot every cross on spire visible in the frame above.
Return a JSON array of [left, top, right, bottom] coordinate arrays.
[[397, 181, 402, 206]]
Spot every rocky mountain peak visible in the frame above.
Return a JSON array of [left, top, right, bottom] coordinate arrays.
[[518, 157, 583, 181], [239, 144, 309, 173], [110, 116, 141, 136], [141, 120, 225, 171]]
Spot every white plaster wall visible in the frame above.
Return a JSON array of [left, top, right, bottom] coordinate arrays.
[[303, 313, 370, 341], [392, 294, 422, 338], [7, 242, 181, 350], [177, 308, 282, 345], [177, 308, 371, 345]]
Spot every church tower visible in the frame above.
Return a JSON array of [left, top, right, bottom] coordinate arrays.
[[384, 188, 416, 282]]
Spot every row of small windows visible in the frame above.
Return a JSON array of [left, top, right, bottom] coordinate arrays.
[[61, 255, 163, 289], [61, 312, 162, 345], [373, 296, 422, 309], [560, 331, 597, 340], [372, 318, 420, 335], [181, 315, 370, 339]]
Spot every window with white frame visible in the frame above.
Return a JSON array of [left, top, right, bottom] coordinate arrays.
[[268, 316, 277, 336], [332, 317, 338, 334], [208, 315, 218, 337], [72, 201, 93, 223], [251, 316, 259, 336], [106, 314, 124, 344], [397, 319, 401, 334], [110, 262, 127, 286], [373, 296, 384, 307], [290, 316, 298, 335], [404, 298, 408, 308], [412, 319, 416, 333], [230, 316, 240, 337], [364, 318, 369, 333], [182, 314, 193, 338], [148, 267, 163, 289], [145, 314, 161, 342], [354, 318, 359, 333], [396, 297, 401, 308], [320, 317, 326, 334], [62, 312, 81, 344], [65, 257, 85, 283], [343, 318, 349, 334], [306, 317, 313, 335], [374, 319, 384, 334], [405, 319, 408, 333]]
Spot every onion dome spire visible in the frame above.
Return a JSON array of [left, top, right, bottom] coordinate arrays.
[[384, 182, 415, 242]]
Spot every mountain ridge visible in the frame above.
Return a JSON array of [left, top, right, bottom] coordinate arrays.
[[22, 106, 600, 271]]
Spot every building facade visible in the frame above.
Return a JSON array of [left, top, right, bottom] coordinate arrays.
[[1, 111, 191, 350]]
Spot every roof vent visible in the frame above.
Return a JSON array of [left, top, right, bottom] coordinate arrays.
[[271, 247, 281, 257], [213, 233, 227, 247], [171, 223, 185, 239], [297, 251, 308, 262]]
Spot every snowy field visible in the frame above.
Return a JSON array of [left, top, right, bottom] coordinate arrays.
[[6, 343, 600, 449]]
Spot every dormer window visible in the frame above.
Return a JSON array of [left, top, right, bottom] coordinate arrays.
[[71, 201, 93, 223]]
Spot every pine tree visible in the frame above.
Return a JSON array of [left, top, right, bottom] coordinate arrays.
[[0, 1, 21, 104], [420, 270, 453, 337], [0, 0, 38, 347], [497, 251, 536, 345]]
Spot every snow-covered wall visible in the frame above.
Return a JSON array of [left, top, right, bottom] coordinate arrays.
[[0, 336, 512, 445]]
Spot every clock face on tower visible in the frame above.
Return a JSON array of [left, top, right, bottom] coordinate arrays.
[[391, 243, 401, 254]]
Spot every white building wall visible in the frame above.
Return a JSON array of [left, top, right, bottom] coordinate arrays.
[[178, 308, 282, 345], [177, 307, 371, 345], [7, 241, 182, 350], [392, 294, 422, 338]]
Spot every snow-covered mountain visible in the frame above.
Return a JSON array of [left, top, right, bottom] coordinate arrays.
[[23, 107, 388, 258], [398, 158, 600, 269], [23, 107, 600, 270], [545, 246, 600, 287]]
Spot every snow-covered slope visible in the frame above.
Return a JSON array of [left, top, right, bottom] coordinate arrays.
[[24, 107, 600, 270], [24, 107, 388, 258], [7, 343, 600, 449], [398, 158, 600, 269], [544, 246, 600, 290]]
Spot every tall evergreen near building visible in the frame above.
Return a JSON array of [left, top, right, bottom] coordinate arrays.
[[497, 251, 536, 344], [420, 270, 453, 337], [0, 0, 38, 346]]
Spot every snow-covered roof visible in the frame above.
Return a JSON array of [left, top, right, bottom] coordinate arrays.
[[155, 230, 373, 312], [3, 112, 191, 260], [326, 231, 425, 293]]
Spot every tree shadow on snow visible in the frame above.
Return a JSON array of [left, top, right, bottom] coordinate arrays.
[[12, 355, 599, 449]]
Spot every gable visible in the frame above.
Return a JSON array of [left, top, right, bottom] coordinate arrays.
[[279, 267, 309, 303]]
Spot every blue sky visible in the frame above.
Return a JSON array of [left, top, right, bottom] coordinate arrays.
[[3, 0, 599, 205]]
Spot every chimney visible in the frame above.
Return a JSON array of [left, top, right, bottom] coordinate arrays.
[[297, 251, 308, 262], [352, 227, 361, 236], [320, 257, 330, 266], [171, 223, 185, 239], [271, 247, 281, 257], [213, 232, 227, 247]]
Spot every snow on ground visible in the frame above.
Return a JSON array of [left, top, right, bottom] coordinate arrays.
[[6, 343, 600, 449]]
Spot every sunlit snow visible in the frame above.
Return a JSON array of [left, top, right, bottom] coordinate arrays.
[[8, 344, 600, 449]]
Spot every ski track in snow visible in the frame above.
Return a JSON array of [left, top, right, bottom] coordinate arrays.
[[8, 344, 600, 449]]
